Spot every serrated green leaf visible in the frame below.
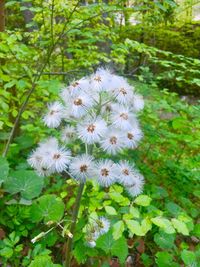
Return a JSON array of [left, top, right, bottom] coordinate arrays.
[[134, 195, 151, 206], [105, 206, 117, 215], [125, 220, 143, 236], [31, 195, 65, 223], [156, 252, 173, 267], [171, 218, 189, 235], [4, 170, 44, 200], [112, 221, 124, 240], [141, 218, 152, 234], [154, 232, 175, 249], [96, 231, 128, 263], [28, 255, 61, 267], [129, 206, 140, 218], [0, 247, 13, 258], [181, 250, 197, 265], [151, 217, 175, 234]]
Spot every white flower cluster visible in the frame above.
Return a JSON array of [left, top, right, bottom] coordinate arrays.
[[85, 217, 110, 247], [28, 68, 145, 197]]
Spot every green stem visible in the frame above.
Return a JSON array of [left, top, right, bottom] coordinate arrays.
[[64, 182, 85, 267]]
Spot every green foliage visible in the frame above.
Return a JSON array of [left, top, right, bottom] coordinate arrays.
[[96, 231, 128, 263], [0, 0, 199, 266], [0, 156, 9, 184], [31, 194, 65, 223], [4, 170, 44, 200]]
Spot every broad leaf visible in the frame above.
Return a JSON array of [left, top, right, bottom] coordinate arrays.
[[105, 206, 117, 215], [134, 195, 151, 206], [4, 170, 44, 200], [31, 194, 65, 223], [171, 218, 189, 235], [151, 217, 175, 234], [154, 232, 175, 249], [96, 231, 128, 263], [112, 221, 124, 240], [181, 250, 197, 266]]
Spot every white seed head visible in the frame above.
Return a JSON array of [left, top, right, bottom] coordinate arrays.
[[77, 117, 107, 144], [94, 159, 118, 187], [69, 154, 94, 183]]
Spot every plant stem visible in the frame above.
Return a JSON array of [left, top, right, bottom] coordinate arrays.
[[64, 182, 85, 267]]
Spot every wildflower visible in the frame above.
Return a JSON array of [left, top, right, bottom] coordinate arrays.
[[123, 125, 143, 149], [77, 117, 107, 144], [67, 77, 90, 96], [90, 68, 112, 92], [47, 146, 71, 173], [125, 172, 144, 197], [69, 154, 94, 183], [28, 138, 59, 176], [43, 101, 64, 128], [117, 160, 135, 184], [100, 130, 124, 155], [131, 94, 144, 112], [112, 78, 134, 104], [95, 217, 110, 235], [71, 94, 95, 118], [95, 159, 118, 187], [61, 125, 76, 144], [111, 105, 135, 130]]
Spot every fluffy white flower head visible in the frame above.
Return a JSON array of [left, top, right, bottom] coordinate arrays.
[[117, 160, 135, 184], [77, 117, 107, 144], [111, 105, 135, 130], [61, 125, 76, 144], [100, 130, 124, 155], [124, 126, 143, 149], [94, 159, 117, 187], [67, 77, 90, 96], [132, 94, 144, 112], [126, 172, 144, 197], [43, 101, 64, 128], [69, 154, 94, 183], [45, 146, 71, 173], [112, 78, 134, 104], [95, 217, 110, 235], [90, 68, 112, 92]]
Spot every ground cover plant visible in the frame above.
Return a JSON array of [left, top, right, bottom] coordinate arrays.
[[0, 0, 200, 266]]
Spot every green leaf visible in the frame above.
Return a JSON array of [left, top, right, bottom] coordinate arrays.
[[105, 206, 117, 215], [31, 195, 65, 223], [151, 217, 175, 234], [141, 253, 153, 267], [129, 206, 140, 218], [112, 221, 124, 240], [111, 236, 128, 263], [125, 220, 143, 236], [4, 170, 44, 200], [73, 241, 87, 264], [0, 156, 9, 184], [181, 250, 197, 265], [156, 252, 173, 267], [154, 232, 175, 249], [134, 195, 151, 206], [141, 218, 152, 235], [192, 223, 200, 238], [0, 247, 13, 258], [96, 231, 128, 263], [171, 218, 189, 235], [29, 255, 61, 267]]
